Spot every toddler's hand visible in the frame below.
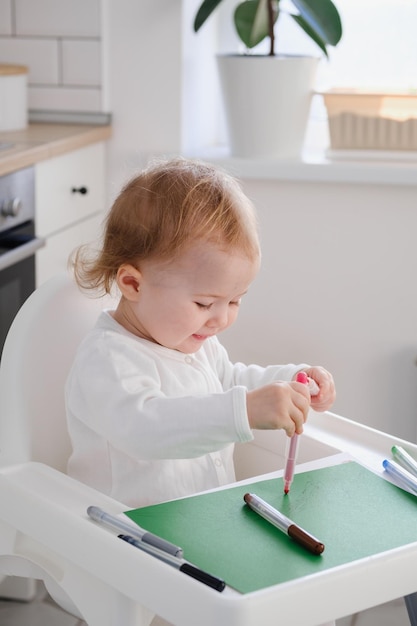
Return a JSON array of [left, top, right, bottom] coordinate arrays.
[[246, 381, 311, 437], [299, 366, 336, 412]]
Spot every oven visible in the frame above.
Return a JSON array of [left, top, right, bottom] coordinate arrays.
[[0, 166, 45, 360]]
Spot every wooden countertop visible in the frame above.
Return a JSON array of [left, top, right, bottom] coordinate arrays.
[[0, 123, 112, 176]]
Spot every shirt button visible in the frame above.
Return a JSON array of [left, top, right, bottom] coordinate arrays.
[[185, 355, 193, 364], [214, 458, 222, 467]]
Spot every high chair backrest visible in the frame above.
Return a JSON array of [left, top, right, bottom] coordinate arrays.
[[0, 273, 116, 471]]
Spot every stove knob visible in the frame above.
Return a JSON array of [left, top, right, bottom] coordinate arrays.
[[1, 197, 22, 217]]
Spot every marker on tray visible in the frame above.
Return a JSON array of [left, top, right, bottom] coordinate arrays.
[[382, 458, 417, 496], [391, 445, 417, 479], [244, 492, 324, 555], [87, 505, 183, 558], [283, 371, 309, 494], [118, 534, 226, 592]]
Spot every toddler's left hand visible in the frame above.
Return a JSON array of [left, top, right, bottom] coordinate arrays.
[[299, 366, 336, 412]]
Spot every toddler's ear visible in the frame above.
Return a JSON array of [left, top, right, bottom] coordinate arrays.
[[116, 264, 141, 300]]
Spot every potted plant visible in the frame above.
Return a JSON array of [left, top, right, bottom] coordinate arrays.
[[194, 0, 343, 158]]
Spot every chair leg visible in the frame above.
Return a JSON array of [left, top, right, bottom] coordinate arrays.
[[405, 593, 417, 626]]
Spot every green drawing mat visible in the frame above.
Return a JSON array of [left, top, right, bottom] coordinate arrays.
[[125, 462, 417, 593]]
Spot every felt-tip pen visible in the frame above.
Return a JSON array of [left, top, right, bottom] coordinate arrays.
[[118, 534, 226, 592], [391, 445, 417, 479], [244, 492, 325, 555], [382, 459, 417, 496], [283, 371, 308, 494], [283, 372, 320, 494], [283, 432, 299, 495], [87, 506, 183, 558]]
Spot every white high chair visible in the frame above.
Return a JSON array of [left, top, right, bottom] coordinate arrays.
[[1, 273, 417, 626], [0, 273, 157, 625]]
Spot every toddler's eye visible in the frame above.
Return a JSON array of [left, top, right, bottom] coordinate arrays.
[[230, 299, 241, 307], [195, 302, 212, 309]]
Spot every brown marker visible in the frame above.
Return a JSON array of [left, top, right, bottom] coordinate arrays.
[[244, 493, 325, 555]]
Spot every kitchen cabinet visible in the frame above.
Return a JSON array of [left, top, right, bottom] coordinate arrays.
[[35, 141, 106, 285]]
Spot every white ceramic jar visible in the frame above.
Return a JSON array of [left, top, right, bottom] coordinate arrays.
[[0, 64, 28, 131]]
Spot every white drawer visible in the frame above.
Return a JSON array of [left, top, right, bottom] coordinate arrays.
[[35, 142, 106, 237], [36, 211, 105, 286]]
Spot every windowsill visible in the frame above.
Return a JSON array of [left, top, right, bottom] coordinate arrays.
[[190, 120, 417, 187]]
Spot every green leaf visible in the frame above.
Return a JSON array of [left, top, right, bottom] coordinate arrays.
[[194, 0, 224, 32], [193, 0, 342, 56], [235, 0, 278, 49], [291, 14, 329, 58], [291, 0, 342, 46]]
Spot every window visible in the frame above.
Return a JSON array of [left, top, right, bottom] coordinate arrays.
[[183, 0, 417, 154]]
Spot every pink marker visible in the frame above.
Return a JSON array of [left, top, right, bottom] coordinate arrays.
[[283, 371, 309, 495]]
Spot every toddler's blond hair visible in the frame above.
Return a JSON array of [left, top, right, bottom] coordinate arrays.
[[72, 157, 260, 295]]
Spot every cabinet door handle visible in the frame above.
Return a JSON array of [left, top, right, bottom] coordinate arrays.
[[71, 186, 88, 195]]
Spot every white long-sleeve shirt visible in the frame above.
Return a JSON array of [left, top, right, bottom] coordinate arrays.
[[65, 311, 306, 507]]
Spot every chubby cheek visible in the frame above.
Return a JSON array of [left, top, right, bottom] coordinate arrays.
[[162, 305, 196, 335], [222, 307, 239, 331], [229, 308, 240, 327]]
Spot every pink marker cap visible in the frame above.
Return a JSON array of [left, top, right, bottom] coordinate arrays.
[[296, 371, 309, 384]]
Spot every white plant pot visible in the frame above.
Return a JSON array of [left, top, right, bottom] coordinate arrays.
[[217, 55, 319, 159]]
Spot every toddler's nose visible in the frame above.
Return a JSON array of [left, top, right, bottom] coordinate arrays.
[[207, 307, 229, 330]]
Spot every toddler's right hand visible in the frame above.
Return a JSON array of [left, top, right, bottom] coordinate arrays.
[[246, 381, 311, 437]]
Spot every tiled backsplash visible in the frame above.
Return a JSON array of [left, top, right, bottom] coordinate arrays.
[[0, 0, 106, 117]]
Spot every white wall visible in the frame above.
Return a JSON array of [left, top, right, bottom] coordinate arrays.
[[103, 0, 185, 199], [220, 178, 417, 442], [103, 0, 222, 199]]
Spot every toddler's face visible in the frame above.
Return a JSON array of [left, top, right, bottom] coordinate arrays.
[[123, 241, 259, 353]]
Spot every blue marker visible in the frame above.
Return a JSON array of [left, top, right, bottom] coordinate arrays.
[[382, 459, 417, 496]]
